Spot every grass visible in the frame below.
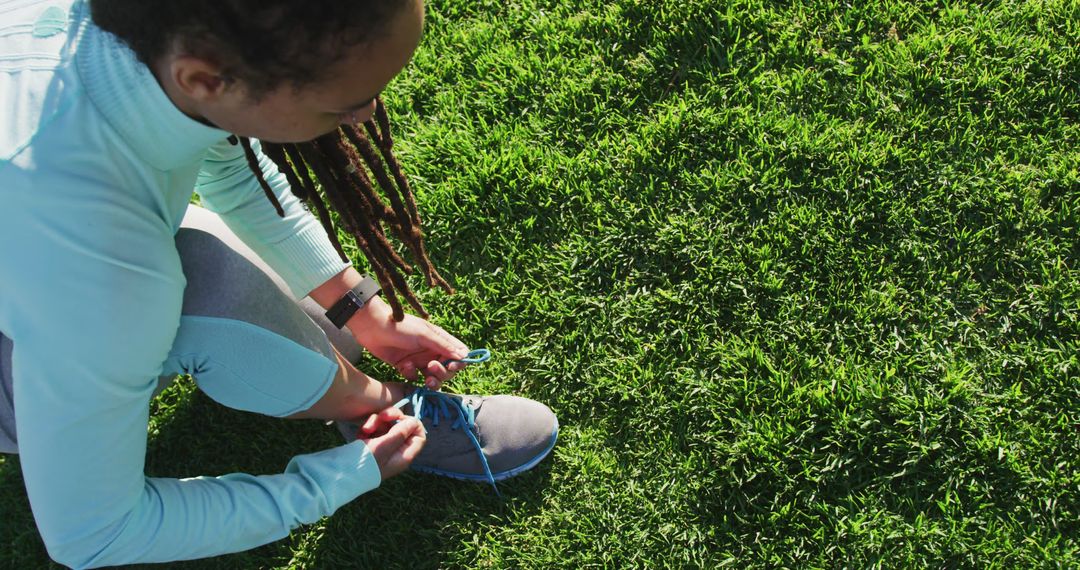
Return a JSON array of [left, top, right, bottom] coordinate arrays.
[[2, 0, 1078, 567]]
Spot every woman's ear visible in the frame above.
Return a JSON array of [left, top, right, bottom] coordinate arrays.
[[168, 55, 231, 103]]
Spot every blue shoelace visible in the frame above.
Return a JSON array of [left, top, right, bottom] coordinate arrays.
[[441, 348, 491, 366], [395, 348, 499, 495]]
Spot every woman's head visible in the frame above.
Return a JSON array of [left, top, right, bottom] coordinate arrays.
[[91, 0, 425, 141], [93, 0, 447, 319]]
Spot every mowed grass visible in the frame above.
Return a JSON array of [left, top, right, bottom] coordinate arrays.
[[2, 0, 1078, 567]]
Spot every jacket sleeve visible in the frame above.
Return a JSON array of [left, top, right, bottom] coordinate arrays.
[[1, 168, 380, 568], [194, 138, 351, 300]]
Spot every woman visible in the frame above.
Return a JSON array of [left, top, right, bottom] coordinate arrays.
[[0, 0, 558, 566]]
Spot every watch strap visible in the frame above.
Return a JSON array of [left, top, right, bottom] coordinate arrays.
[[325, 276, 382, 328]]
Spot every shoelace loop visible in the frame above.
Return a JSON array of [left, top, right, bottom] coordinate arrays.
[[441, 348, 491, 366], [394, 387, 500, 496]]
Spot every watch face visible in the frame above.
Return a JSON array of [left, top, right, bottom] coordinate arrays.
[[355, 277, 381, 300], [327, 291, 360, 328]]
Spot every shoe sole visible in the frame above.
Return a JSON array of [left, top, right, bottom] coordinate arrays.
[[410, 417, 559, 483]]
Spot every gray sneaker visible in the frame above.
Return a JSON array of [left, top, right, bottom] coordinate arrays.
[[338, 388, 558, 494]]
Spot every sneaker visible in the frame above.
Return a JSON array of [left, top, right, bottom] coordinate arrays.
[[337, 388, 558, 494]]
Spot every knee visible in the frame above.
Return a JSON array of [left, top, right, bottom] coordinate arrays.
[[165, 316, 339, 417]]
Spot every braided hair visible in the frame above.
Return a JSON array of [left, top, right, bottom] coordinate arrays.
[[239, 98, 452, 321]]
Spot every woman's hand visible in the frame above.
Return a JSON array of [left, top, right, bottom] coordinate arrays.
[[352, 297, 469, 390], [309, 269, 469, 388], [357, 406, 426, 480]]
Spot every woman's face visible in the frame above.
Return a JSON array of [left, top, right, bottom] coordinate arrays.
[[200, 0, 425, 143]]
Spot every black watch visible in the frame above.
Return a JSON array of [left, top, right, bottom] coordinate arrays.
[[325, 276, 382, 328]]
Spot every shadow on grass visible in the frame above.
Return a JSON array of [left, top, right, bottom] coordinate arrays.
[[305, 458, 555, 569], [0, 454, 63, 568], [136, 382, 556, 569], [0, 378, 557, 569]]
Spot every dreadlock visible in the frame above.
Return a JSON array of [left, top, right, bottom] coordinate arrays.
[[239, 98, 452, 321]]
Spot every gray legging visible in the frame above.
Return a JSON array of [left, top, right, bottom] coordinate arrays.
[[0, 206, 362, 454]]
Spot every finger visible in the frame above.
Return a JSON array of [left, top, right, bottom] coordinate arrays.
[[432, 322, 469, 354], [360, 413, 381, 435], [371, 406, 405, 427], [398, 430, 427, 461], [418, 323, 468, 359], [388, 416, 425, 449], [398, 415, 425, 439], [367, 416, 415, 448], [376, 406, 406, 423], [426, 360, 453, 381], [387, 422, 427, 470], [419, 360, 442, 389], [398, 361, 420, 382], [361, 407, 405, 435], [425, 363, 462, 390]]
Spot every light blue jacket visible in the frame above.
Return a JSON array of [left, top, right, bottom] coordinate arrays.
[[0, 1, 381, 566]]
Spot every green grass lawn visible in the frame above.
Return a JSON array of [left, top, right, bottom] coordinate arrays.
[[2, 0, 1078, 567]]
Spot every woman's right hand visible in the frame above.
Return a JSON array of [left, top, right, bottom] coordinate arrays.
[[357, 407, 426, 480]]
